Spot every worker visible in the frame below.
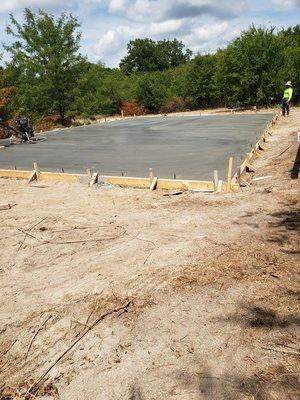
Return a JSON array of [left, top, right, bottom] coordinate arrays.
[[15, 113, 35, 140], [282, 81, 293, 117]]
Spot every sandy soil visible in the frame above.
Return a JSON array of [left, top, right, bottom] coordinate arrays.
[[0, 109, 299, 400]]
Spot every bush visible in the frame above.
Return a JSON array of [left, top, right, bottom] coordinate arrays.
[[121, 101, 148, 116], [160, 96, 191, 113]]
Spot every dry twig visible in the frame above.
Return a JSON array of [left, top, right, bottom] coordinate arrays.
[[27, 300, 132, 395], [262, 346, 300, 356], [18, 217, 47, 251], [25, 315, 52, 359], [0, 340, 17, 358]]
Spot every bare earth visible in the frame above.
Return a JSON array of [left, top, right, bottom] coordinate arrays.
[[0, 109, 299, 400]]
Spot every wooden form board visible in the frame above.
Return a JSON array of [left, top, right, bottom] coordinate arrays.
[[0, 168, 239, 192], [0, 169, 85, 182], [236, 113, 279, 181]]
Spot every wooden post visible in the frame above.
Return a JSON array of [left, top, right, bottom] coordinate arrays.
[[149, 168, 154, 185], [237, 167, 241, 186], [150, 177, 158, 191], [121, 109, 124, 119], [89, 172, 98, 187], [33, 162, 39, 174], [28, 162, 39, 183], [213, 170, 219, 192], [226, 157, 234, 192]]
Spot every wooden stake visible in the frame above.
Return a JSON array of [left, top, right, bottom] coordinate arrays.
[[28, 162, 40, 184], [89, 172, 98, 187], [213, 170, 219, 192], [253, 149, 263, 158], [217, 180, 223, 193], [27, 170, 37, 184], [226, 157, 234, 192], [149, 168, 154, 184], [237, 167, 241, 185], [245, 162, 256, 172], [33, 162, 40, 174], [150, 177, 158, 191], [258, 141, 266, 151]]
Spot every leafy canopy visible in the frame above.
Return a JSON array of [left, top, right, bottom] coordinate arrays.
[[120, 38, 192, 74], [4, 8, 84, 123]]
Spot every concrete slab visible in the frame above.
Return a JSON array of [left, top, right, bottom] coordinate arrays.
[[0, 113, 274, 180]]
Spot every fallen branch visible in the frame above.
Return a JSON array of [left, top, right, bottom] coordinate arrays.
[[28, 300, 132, 393], [143, 250, 154, 265], [262, 346, 300, 356], [0, 340, 17, 358], [163, 191, 183, 197], [17, 228, 127, 246], [18, 217, 47, 251], [271, 144, 293, 159], [0, 203, 11, 211], [25, 315, 52, 359]]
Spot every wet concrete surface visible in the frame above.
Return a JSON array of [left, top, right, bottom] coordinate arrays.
[[0, 113, 274, 180]]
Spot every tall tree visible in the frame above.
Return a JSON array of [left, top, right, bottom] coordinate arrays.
[[214, 26, 286, 106], [185, 54, 217, 108], [120, 38, 192, 74], [278, 25, 300, 102], [4, 8, 84, 124]]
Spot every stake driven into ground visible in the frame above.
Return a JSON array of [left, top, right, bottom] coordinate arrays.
[[0, 109, 299, 400]]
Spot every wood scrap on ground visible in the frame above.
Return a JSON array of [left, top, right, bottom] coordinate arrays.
[[0, 203, 11, 210], [162, 191, 183, 196]]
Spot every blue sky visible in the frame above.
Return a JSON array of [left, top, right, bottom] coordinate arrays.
[[0, 0, 300, 67]]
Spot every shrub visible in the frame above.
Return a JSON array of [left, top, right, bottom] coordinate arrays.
[[160, 96, 191, 113], [121, 101, 149, 116]]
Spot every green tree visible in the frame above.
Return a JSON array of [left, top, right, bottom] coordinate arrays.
[[278, 25, 300, 103], [136, 72, 172, 112], [4, 8, 84, 124], [214, 26, 286, 106], [184, 54, 217, 108], [120, 38, 192, 74]]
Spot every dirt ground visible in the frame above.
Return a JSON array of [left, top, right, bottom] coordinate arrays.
[[0, 109, 299, 400]]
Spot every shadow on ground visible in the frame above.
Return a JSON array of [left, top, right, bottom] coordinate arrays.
[[174, 364, 300, 400], [216, 303, 300, 329], [266, 206, 300, 253], [291, 144, 300, 179]]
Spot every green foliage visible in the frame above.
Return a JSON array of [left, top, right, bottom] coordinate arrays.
[[119, 38, 192, 74], [214, 26, 286, 106], [2, 13, 300, 122], [136, 71, 173, 112], [184, 54, 217, 108], [278, 25, 300, 102], [4, 8, 84, 123]]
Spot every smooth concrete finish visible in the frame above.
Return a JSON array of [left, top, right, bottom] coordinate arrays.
[[0, 113, 274, 180]]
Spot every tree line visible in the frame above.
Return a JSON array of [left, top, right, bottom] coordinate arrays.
[[0, 8, 299, 125]]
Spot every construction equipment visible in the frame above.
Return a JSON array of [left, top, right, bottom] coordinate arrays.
[[0, 116, 41, 144]]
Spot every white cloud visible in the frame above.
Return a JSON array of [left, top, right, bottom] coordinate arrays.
[[148, 20, 183, 35], [0, 0, 76, 14], [271, 0, 300, 6], [108, 0, 128, 12]]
